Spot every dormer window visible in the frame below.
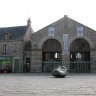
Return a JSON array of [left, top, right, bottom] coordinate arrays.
[[5, 34, 8, 40], [4, 32, 10, 40]]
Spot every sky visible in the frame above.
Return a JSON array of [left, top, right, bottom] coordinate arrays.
[[0, 0, 96, 32]]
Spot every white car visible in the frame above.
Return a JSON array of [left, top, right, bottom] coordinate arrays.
[[52, 66, 68, 77]]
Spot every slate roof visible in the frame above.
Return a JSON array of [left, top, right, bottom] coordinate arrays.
[[0, 25, 28, 40]]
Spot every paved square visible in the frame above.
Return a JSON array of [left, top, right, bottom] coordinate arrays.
[[0, 73, 96, 96]]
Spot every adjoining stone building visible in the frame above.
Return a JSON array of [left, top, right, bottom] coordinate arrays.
[[31, 15, 96, 73], [1, 16, 96, 73], [0, 19, 34, 72]]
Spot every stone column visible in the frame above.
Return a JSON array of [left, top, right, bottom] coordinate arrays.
[[31, 49, 42, 72], [62, 53, 70, 71], [90, 50, 96, 72]]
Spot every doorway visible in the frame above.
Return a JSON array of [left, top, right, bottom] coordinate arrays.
[[70, 38, 90, 72], [42, 39, 62, 72], [25, 58, 30, 72]]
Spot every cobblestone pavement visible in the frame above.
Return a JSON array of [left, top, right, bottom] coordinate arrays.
[[0, 73, 96, 96]]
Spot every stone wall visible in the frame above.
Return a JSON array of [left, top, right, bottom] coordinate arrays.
[[31, 49, 42, 72], [90, 50, 96, 72], [0, 40, 24, 72]]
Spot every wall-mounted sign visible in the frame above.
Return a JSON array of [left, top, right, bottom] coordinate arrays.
[[77, 27, 84, 36], [48, 27, 55, 37], [0, 56, 13, 67], [63, 34, 69, 55], [2, 60, 10, 65]]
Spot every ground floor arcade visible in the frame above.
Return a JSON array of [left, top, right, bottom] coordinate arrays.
[[30, 38, 96, 73]]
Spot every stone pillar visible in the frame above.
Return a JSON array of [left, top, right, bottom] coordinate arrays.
[[62, 53, 70, 71], [90, 50, 96, 72], [31, 49, 42, 72]]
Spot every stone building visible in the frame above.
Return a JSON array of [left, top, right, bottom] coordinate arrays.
[[1, 16, 96, 73], [31, 15, 96, 73], [0, 18, 33, 72]]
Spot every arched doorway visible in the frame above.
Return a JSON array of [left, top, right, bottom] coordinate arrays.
[[23, 41, 32, 72], [70, 38, 90, 72], [42, 39, 62, 72]]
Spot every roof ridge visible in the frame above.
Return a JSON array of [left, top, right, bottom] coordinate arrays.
[[0, 25, 28, 29]]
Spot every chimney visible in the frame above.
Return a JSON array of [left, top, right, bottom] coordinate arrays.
[[64, 15, 68, 17], [27, 18, 31, 26], [64, 15, 68, 29]]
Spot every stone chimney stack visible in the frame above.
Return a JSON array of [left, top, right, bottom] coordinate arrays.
[[64, 15, 68, 29], [64, 15, 68, 17], [27, 18, 31, 26]]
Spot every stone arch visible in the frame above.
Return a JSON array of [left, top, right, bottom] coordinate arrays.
[[70, 38, 90, 72], [38, 37, 62, 49], [42, 39, 62, 52], [42, 39, 62, 72], [70, 38, 90, 52], [23, 41, 32, 72], [70, 37, 93, 49]]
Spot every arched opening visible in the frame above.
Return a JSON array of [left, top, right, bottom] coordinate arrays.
[[70, 38, 90, 72], [23, 41, 32, 72], [42, 39, 62, 72], [24, 41, 32, 51]]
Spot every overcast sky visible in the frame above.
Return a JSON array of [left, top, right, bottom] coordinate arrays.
[[0, 0, 96, 32]]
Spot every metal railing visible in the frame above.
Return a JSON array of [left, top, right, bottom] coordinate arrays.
[[70, 61, 90, 72], [42, 61, 62, 72], [42, 60, 90, 72]]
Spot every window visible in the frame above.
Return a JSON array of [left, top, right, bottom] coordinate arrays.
[[48, 27, 55, 37], [63, 34, 69, 55], [77, 27, 84, 36], [3, 45, 7, 54]]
